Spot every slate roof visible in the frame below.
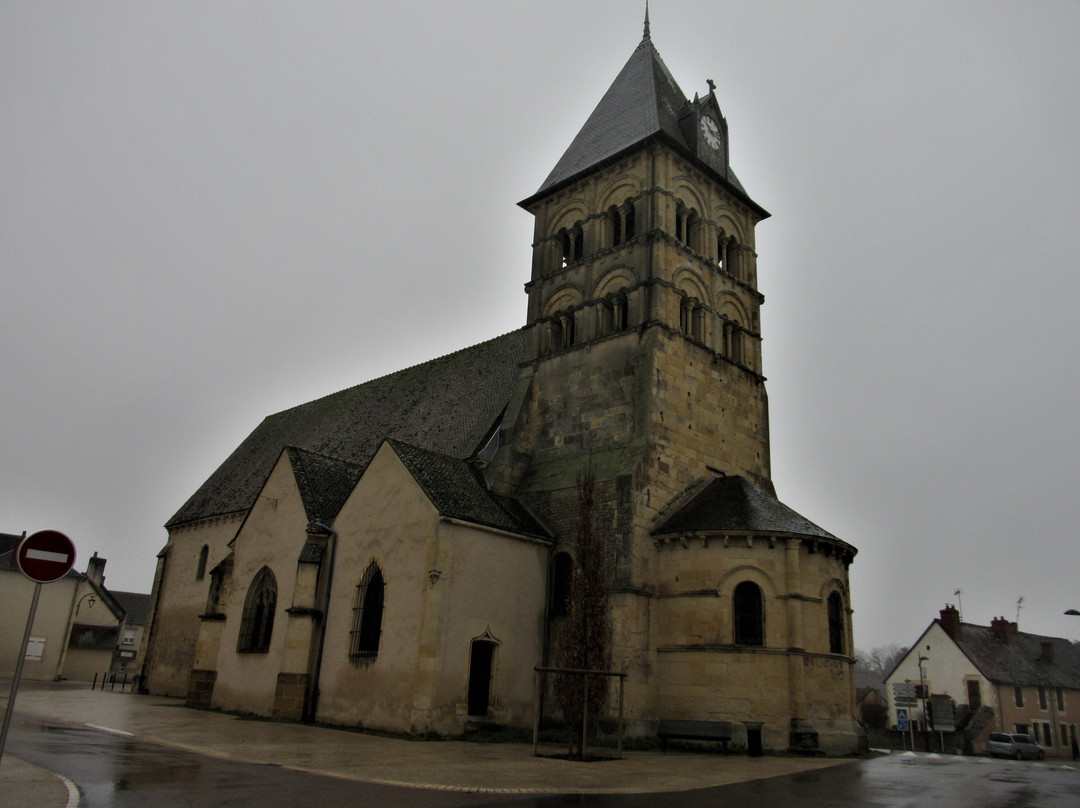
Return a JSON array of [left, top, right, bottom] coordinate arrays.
[[527, 27, 758, 212], [0, 533, 20, 568], [167, 331, 526, 528], [389, 440, 549, 540], [652, 475, 844, 544], [950, 622, 1080, 691], [286, 447, 365, 531], [111, 591, 152, 626]]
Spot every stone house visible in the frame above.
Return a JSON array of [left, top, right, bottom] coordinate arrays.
[[886, 605, 1080, 757], [143, 18, 859, 754], [2, 534, 147, 683]]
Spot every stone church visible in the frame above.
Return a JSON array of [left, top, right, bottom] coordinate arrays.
[[142, 19, 859, 754]]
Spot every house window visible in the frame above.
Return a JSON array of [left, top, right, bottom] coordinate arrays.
[[237, 567, 276, 653], [349, 563, 385, 660], [550, 552, 573, 617], [196, 545, 209, 581], [966, 679, 981, 709], [1014, 723, 1029, 735], [1039, 686, 1048, 710], [733, 581, 764, 646], [1014, 686, 1024, 708], [827, 592, 845, 654], [1062, 725, 1070, 747], [1036, 722, 1053, 746], [1056, 688, 1065, 711]]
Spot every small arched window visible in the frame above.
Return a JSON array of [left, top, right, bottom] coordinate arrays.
[[623, 200, 636, 241], [610, 199, 636, 247], [559, 224, 584, 267], [550, 552, 573, 616], [196, 545, 209, 581], [726, 239, 741, 280], [733, 581, 764, 646], [723, 319, 743, 364], [610, 206, 623, 246], [828, 592, 845, 654], [237, 567, 276, 653], [350, 563, 385, 660]]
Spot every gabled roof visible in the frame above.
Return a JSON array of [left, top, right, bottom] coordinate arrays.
[[652, 475, 845, 545], [286, 446, 364, 531], [388, 440, 549, 540], [167, 331, 526, 528], [526, 27, 759, 212], [949, 621, 1080, 691]]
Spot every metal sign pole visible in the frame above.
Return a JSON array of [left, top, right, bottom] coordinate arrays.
[[0, 581, 43, 760]]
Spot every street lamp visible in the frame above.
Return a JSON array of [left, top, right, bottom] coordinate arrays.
[[75, 593, 96, 615], [918, 655, 930, 747]]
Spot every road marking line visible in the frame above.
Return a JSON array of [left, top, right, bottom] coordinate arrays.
[[86, 724, 134, 737]]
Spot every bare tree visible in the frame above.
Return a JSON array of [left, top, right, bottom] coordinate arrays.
[[855, 644, 909, 690], [552, 471, 611, 759]]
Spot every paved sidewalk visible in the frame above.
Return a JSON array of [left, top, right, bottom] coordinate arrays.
[[2, 680, 850, 804]]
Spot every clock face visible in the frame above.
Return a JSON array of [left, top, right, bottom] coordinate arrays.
[[700, 116, 722, 150]]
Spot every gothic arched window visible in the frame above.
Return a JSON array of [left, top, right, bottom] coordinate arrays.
[[350, 563, 385, 660], [828, 592, 845, 654], [196, 545, 209, 581], [733, 580, 764, 646], [237, 567, 276, 653]]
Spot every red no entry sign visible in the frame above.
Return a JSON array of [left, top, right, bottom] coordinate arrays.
[[16, 530, 76, 583]]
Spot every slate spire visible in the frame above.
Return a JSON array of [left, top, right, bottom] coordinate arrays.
[[531, 28, 688, 197]]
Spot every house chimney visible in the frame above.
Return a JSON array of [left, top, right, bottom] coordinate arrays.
[[86, 552, 106, 587], [991, 616, 1010, 644], [940, 604, 961, 640], [1040, 641, 1055, 663]]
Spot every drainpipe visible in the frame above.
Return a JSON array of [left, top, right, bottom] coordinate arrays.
[[304, 525, 337, 723]]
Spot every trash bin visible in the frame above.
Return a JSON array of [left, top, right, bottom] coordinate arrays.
[[744, 721, 764, 757]]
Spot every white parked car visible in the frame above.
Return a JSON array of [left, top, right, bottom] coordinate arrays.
[[987, 731, 1045, 760]]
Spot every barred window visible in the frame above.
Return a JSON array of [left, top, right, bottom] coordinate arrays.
[[237, 567, 276, 653], [349, 563, 385, 660], [733, 581, 764, 646], [828, 592, 845, 654]]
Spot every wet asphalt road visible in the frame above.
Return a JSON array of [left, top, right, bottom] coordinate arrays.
[[8, 714, 1080, 807]]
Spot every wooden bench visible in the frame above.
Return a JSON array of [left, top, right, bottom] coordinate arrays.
[[657, 719, 732, 753]]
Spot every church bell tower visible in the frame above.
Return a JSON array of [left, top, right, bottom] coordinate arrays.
[[488, 15, 858, 754]]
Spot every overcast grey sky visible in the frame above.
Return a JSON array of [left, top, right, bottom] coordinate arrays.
[[3, 1, 1079, 651]]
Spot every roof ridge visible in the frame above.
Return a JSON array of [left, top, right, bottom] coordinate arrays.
[[267, 329, 525, 419]]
